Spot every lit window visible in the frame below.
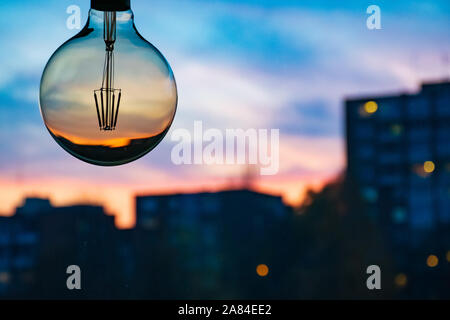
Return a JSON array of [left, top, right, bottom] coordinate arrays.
[[362, 187, 378, 203], [392, 207, 406, 224], [364, 101, 378, 114], [256, 264, 269, 277], [390, 124, 403, 136], [423, 161, 435, 173], [394, 273, 407, 287], [426, 255, 438, 267], [0, 272, 10, 284]]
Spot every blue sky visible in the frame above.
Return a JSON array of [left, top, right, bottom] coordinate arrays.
[[0, 0, 449, 226]]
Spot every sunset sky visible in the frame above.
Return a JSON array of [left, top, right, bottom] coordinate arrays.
[[0, 0, 449, 228]]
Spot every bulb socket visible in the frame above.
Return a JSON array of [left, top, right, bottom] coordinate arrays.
[[91, 0, 130, 11]]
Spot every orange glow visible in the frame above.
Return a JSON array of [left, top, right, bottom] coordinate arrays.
[[423, 161, 435, 173], [0, 175, 330, 230], [394, 273, 407, 287], [0, 135, 342, 229], [364, 101, 378, 114], [0, 272, 11, 284], [256, 264, 269, 277], [0, 171, 333, 230], [48, 125, 155, 148], [0, 178, 134, 228], [413, 163, 432, 178], [427, 255, 438, 267]]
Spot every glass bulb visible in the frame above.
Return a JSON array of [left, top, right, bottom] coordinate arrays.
[[39, 2, 177, 166]]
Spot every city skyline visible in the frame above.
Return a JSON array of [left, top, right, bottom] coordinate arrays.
[[1, 0, 449, 228]]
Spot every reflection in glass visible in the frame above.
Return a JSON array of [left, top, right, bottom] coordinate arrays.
[[40, 8, 177, 166]]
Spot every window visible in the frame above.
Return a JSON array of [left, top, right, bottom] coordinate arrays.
[[354, 124, 374, 140], [409, 143, 431, 162], [358, 166, 375, 182], [378, 173, 403, 185], [409, 189, 433, 228], [378, 99, 401, 119], [436, 140, 450, 156], [407, 95, 430, 118], [392, 207, 407, 224], [408, 126, 430, 142], [436, 92, 450, 116], [357, 145, 374, 159], [378, 152, 402, 164]]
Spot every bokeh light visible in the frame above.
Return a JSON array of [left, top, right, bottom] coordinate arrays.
[[394, 273, 407, 288], [391, 124, 403, 136], [256, 264, 269, 277], [364, 101, 378, 114], [423, 161, 435, 173], [0, 272, 10, 284], [426, 255, 439, 268]]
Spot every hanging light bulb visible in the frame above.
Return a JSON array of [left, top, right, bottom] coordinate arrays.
[[40, 0, 177, 166]]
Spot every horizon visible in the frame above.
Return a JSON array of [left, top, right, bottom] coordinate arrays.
[[6, 186, 290, 228]]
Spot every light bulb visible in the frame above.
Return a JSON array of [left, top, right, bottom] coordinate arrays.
[[39, 0, 177, 166]]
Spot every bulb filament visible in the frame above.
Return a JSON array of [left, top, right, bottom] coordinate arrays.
[[94, 11, 122, 131]]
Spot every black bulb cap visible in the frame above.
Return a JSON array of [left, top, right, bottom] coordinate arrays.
[[91, 0, 131, 11]]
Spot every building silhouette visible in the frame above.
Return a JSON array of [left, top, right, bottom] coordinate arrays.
[[135, 190, 288, 298], [0, 190, 290, 299], [346, 81, 450, 235], [0, 198, 49, 296], [345, 81, 450, 294], [0, 198, 119, 298]]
